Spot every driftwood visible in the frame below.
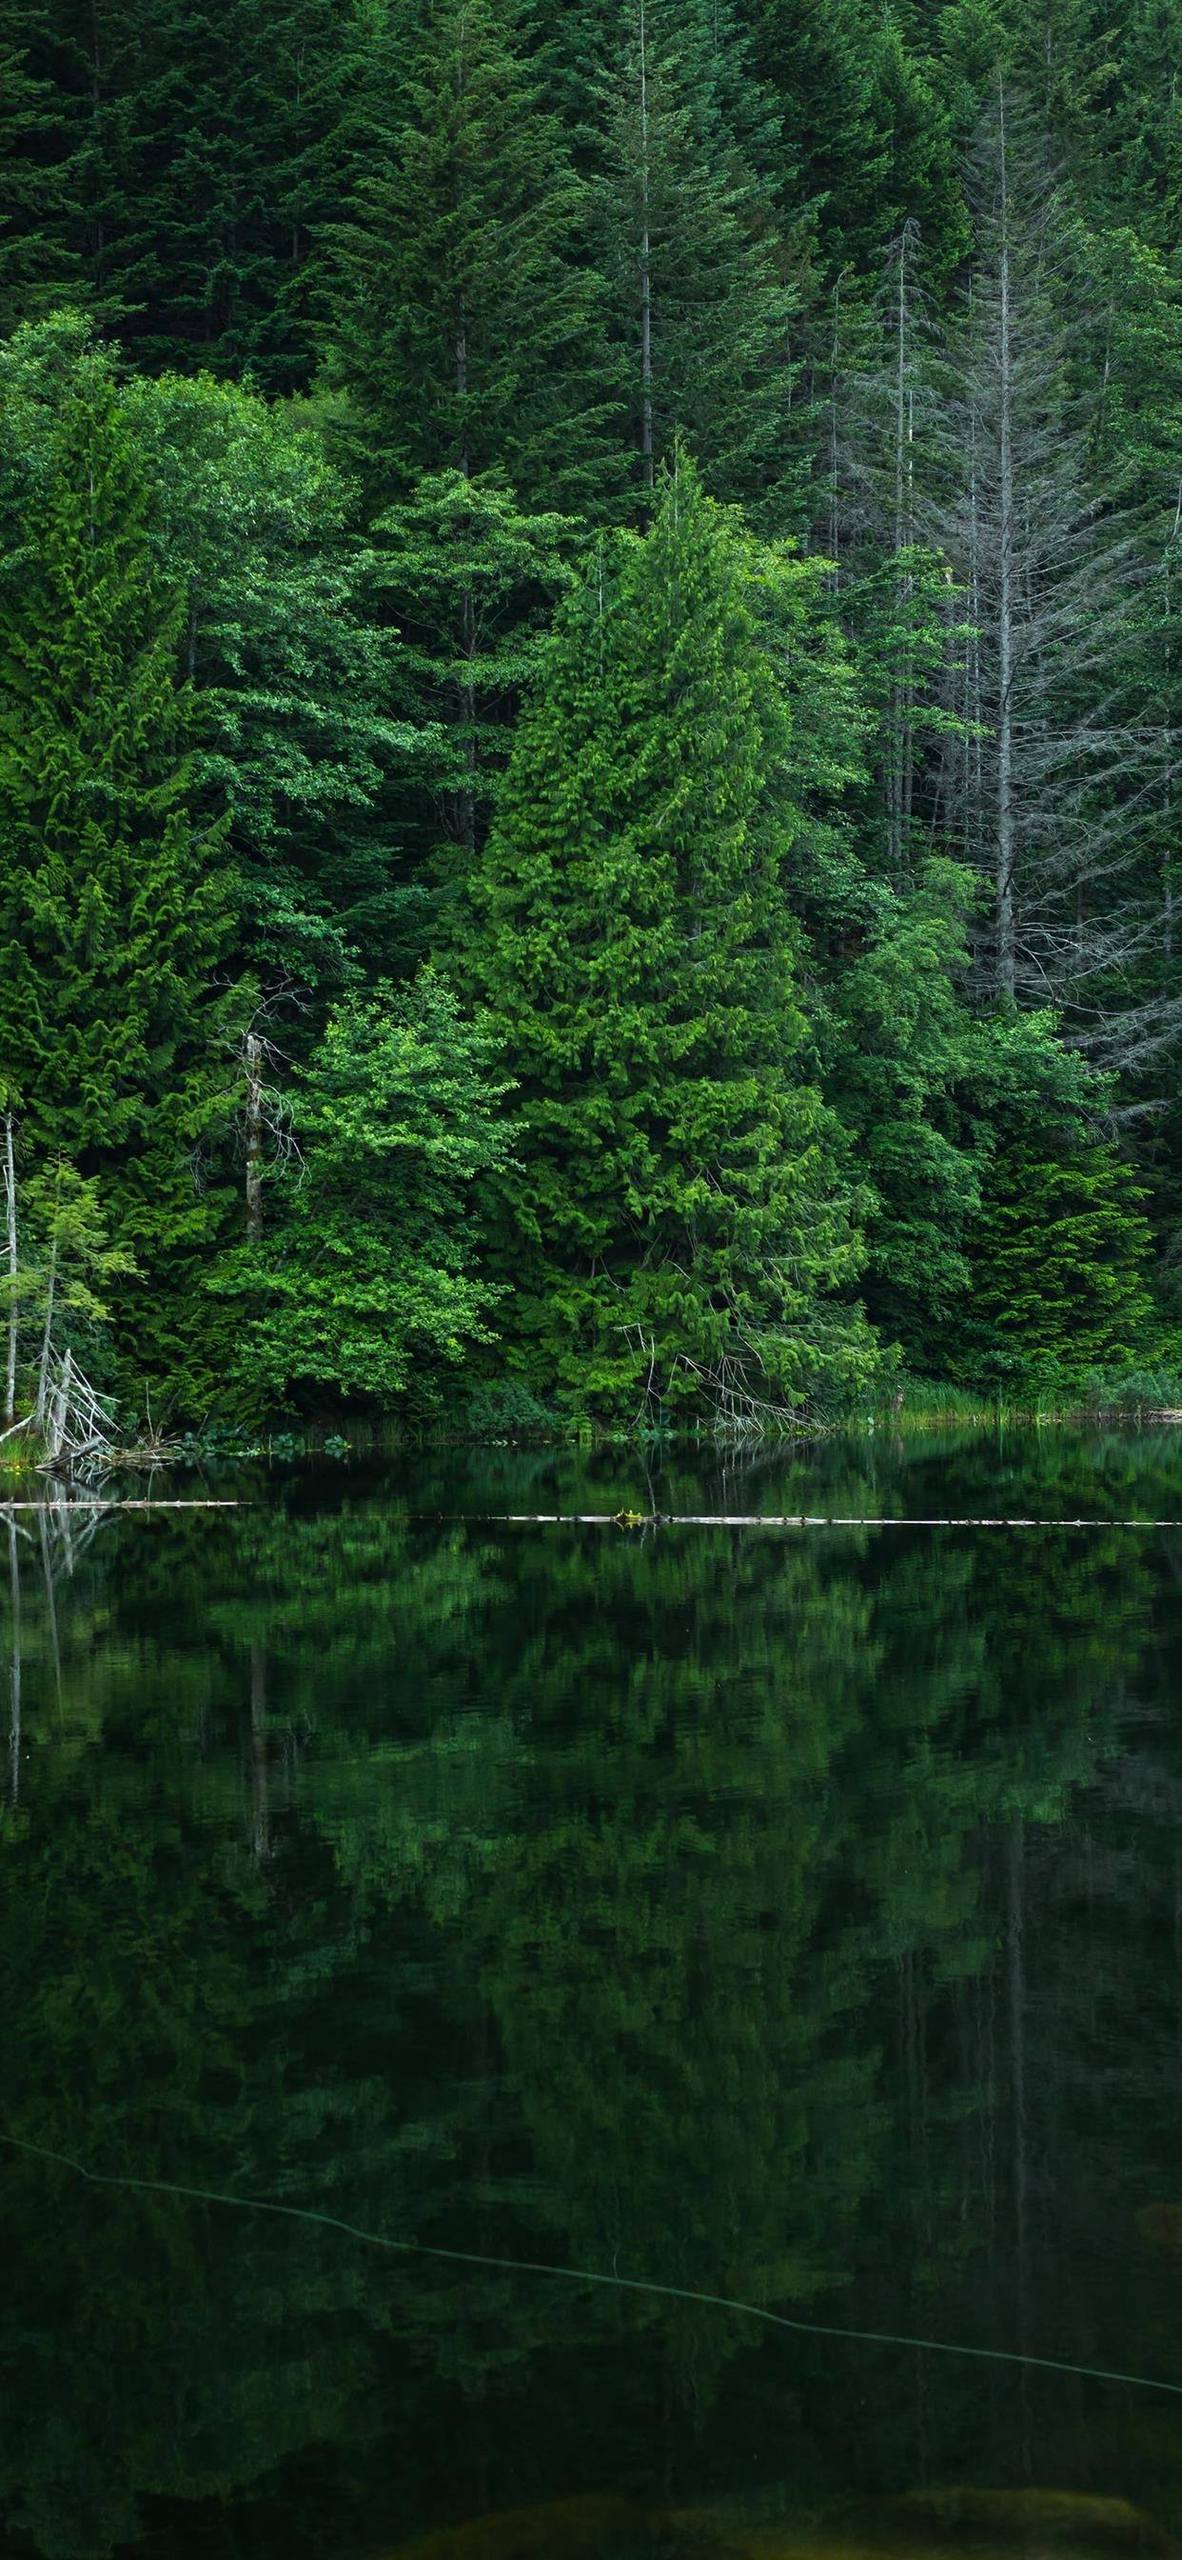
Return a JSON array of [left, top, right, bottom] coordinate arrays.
[[0, 1499, 241, 1513], [486, 1510, 1182, 1531], [38, 1345, 118, 1471]]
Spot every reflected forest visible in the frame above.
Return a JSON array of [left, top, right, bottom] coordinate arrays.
[[4, 1439, 1182, 2558]]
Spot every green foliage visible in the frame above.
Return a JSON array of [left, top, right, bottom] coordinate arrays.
[[0, 319, 235, 1393], [326, 0, 618, 514], [0, 0, 1179, 1419], [465, 458, 879, 1423], [372, 468, 578, 922], [221, 974, 511, 1411], [124, 363, 416, 986], [0, 1152, 137, 1419], [825, 864, 985, 1368], [593, 0, 801, 523], [950, 1014, 1157, 1389], [0, 27, 85, 331]]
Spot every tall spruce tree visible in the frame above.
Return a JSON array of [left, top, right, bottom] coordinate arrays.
[[0, 0, 349, 385], [0, 26, 85, 330], [593, 0, 801, 523], [0, 322, 234, 1398], [125, 365, 416, 992], [326, 0, 619, 514], [372, 469, 577, 920], [463, 458, 879, 1423]]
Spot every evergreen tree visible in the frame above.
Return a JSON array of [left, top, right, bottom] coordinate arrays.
[[746, 0, 892, 271], [0, 321, 234, 1396], [372, 469, 578, 923], [825, 863, 985, 1371], [326, 0, 619, 514], [593, 0, 801, 523], [222, 974, 511, 1412], [0, 26, 85, 331], [124, 363, 415, 992], [464, 459, 879, 1424], [948, 1015, 1157, 1387], [9, 0, 350, 386]]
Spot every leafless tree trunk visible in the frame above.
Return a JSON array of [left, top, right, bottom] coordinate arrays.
[[244, 1033, 265, 1242], [888, 223, 920, 866], [931, 84, 1172, 1060], [35, 1234, 58, 1430]]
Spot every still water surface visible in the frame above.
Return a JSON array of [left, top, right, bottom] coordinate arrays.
[[3, 1432, 1182, 2560]]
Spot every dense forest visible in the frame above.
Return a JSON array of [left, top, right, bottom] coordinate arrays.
[[2, 0, 1182, 1433]]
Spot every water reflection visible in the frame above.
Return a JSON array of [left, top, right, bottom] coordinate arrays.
[[1, 1433, 1181, 2559]]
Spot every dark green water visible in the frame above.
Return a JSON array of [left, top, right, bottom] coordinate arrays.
[[3, 1432, 1182, 2560]]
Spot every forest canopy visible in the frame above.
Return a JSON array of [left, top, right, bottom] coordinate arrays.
[[1, 0, 1180, 1433]]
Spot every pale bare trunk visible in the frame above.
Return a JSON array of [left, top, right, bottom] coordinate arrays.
[[35, 1234, 57, 1428], [963, 281, 984, 873], [828, 279, 842, 577], [890, 233, 917, 865], [3, 1114, 16, 1426], [1164, 507, 1180, 962], [47, 1344, 72, 1464], [245, 1033, 265, 1241]]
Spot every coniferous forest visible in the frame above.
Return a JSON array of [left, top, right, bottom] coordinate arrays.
[[2, 0, 1182, 1435]]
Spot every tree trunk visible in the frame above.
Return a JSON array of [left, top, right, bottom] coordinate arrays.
[[47, 1344, 72, 1464], [890, 229, 918, 866], [4, 1113, 17, 1427], [35, 1234, 57, 1428], [245, 1032, 265, 1241]]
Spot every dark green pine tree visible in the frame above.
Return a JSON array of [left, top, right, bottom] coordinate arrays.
[[594, 0, 801, 525], [0, 326, 235, 1400], [0, 21, 86, 331], [5, 0, 349, 386], [463, 457, 880, 1424], [745, 0, 891, 269], [372, 469, 578, 923], [948, 1018, 1158, 1389], [1097, 0, 1182, 240], [746, 0, 964, 278], [325, 0, 620, 515]]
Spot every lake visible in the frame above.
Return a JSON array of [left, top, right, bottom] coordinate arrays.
[[3, 1431, 1182, 2560]]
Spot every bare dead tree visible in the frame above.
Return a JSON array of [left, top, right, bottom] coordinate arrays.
[[931, 85, 1178, 1069], [811, 222, 959, 870], [214, 1008, 303, 1239]]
